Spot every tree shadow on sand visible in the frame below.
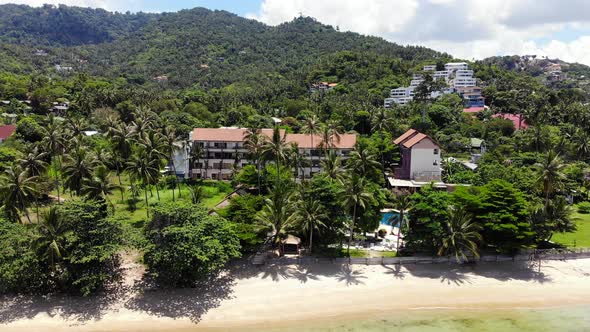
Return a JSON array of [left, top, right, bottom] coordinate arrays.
[[124, 272, 236, 323], [334, 265, 367, 286], [0, 271, 236, 325], [403, 260, 552, 285], [383, 264, 407, 280], [0, 280, 132, 325]]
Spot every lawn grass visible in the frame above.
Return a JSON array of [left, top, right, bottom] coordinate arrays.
[[553, 210, 590, 248], [35, 177, 235, 226]]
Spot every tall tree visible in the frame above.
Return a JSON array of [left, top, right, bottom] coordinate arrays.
[[392, 191, 413, 251], [244, 128, 265, 194], [32, 207, 69, 274], [161, 125, 180, 200], [127, 149, 159, 217], [0, 166, 38, 223], [256, 186, 295, 247], [82, 165, 120, 210], [291, 184, 327, 253], [535, 150, 566, 207], [62, 144, 96, 196], [19, 145, 48, 177], [339, 174, 372, 256], [302, 114, 321, 179], [262, 126, 289, 186], [438, 207, 482, 263], [41, 115, 65, 203]]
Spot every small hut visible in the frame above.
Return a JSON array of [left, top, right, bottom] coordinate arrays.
[[280, 235, 301, 255]]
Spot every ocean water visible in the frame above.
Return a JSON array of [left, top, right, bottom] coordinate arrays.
[[235, 306, 590, 332]]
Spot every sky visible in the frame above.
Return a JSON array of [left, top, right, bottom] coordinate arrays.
[[2, 0, 590, 66]]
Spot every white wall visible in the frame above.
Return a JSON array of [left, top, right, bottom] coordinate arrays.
[[409, 139, 441, 181]]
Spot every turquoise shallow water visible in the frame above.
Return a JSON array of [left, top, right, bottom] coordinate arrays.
[[235, 305, 590, 332]]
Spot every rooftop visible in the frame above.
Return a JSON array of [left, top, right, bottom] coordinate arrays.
[[191, 127, 356, 149], [0, 125, 16, 140], [393, 129, 436, 148]]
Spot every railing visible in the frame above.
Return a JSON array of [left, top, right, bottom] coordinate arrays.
[[412, 171, 441, 182]]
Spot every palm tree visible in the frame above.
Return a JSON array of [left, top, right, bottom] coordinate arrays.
[[106, 120, 136, 186], [347, 143, 381, 180], [574, 130, 590, 162], [62, 145, 97, 196], [131, 110, 154, 141], [325, 119, 342, 148], [19, 145, 49, 220], [262, 126, 289, 185], [286, 142, 306, 182], [64, 117, 88, 139], [127, 150, 159, 217], [321, 150, 344, 182], [543, 196, 577, 241], [189, 140, 204, 179], [82, 165, 121, 211], [139, 131, 166, 201], [339, 174, 372, 256], [162, 125, 180, 200], [302, 115, 321, 179], [291, 186, 327, 254], [438, 207, 482, 263], [392, 191, 413, 251], [41, 115, 65, 203], [19, 145, 48, 177], [244, 129, 265, 193], [535, 150, 566, 207], [32, 207, 69, 274], [0, 166, 38, 223], [256, 186, 295, 247]]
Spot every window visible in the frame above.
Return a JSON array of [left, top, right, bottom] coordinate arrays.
[[433, 160, 438, 166], [433, 149, 439, 155]]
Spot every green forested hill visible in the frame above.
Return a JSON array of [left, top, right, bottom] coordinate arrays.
[[0, 4, 157, 46], [0, 5, 449, 91]]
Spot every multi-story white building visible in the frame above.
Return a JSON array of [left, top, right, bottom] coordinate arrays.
[[385, 62, 480, 108], [445, 62, 469, 71], [187, 127, 357, 180], [451, 77, 477, 88]]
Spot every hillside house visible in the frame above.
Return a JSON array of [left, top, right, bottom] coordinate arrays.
[[393, 129, 441, 182]]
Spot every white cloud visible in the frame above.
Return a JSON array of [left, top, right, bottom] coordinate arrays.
[[249, 0, 590, 65]]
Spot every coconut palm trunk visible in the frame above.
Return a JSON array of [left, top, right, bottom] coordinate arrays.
[[347, 203, 357, 257]]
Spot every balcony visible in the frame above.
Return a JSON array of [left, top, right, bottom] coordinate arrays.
[[412, 171, 442, 182]]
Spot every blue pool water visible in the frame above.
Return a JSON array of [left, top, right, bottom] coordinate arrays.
[[380, 212, 400, 227]]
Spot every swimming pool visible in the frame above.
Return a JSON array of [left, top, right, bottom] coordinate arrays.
[[380, 211, 400, 227]]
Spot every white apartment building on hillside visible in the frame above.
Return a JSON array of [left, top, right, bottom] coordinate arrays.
[[385, 62, 478, 107], [445, 62, 469, 71]]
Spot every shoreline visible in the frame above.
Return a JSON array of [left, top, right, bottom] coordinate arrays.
[[2, 259, 590, 331]]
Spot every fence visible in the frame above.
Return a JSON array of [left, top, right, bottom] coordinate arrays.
[[261, 248, 590, 266]]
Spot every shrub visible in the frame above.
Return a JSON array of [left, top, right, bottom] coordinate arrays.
[[144, 202, 241, 286], [578, 202, 590, 214]]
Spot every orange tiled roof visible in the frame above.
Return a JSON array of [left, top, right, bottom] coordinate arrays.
[[402, 133, 428, 148], [393, 129, 417, 145], [394, 129, 435, 148], [192, 128, 356, 149]]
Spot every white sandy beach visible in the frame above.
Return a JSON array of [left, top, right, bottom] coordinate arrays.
[[2, 258, 590, 332]]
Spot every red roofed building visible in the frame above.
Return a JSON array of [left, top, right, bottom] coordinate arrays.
[[393, 129, 441, 181], [492, 113, 528, 130], [190, 127, 356, 180], [0, 125, 16, 143]]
